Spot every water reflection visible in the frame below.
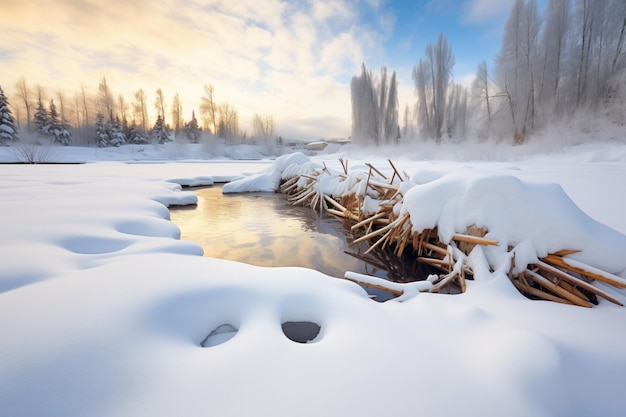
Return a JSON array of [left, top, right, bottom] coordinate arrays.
[[169, 186, 394, 300]]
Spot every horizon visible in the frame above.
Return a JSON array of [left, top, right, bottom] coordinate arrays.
[[2, 0, 518, 140]]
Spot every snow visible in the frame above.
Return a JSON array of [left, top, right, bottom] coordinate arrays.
[[1, 140, 626, 417]]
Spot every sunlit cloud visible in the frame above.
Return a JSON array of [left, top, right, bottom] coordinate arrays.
[[0, 0, 391, 139]]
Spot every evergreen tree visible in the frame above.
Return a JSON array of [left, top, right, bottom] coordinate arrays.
[[0, 85, 20, 144], [109, 117, 126, 147], [127, 121, 149, 144], [185, 110, 200, 143], [95, 112, 110, 147], [49, 98, 72, 145], [34, 98, 49, 136], [151, 115, 171, 144]]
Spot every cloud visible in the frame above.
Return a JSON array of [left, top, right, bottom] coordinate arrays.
[[462, 0, 514, 24], [0, 0, 391, 139]]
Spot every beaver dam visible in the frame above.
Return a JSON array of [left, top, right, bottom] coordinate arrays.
[[270, 157, 626, 308]]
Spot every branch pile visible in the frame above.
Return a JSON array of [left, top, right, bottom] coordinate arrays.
[[278, 158, 626, 307]]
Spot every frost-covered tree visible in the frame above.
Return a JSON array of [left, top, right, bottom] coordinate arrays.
[[15, 77, 32, 132], [151, 115, 171, 144], [34, 98, 49, 136], [154, 88, 166, 121], [98, 76, 114, 121], [47, 99, 71, 145], [109, 117, 126, 147], [472, 61, 493, 135], [350, 63, 399, 145], [185, 110, 200, 143], [351, 63, 378, 144], [383, 71, 399, 144], [127, 121, 149, 144], [413, 33, 455, 141], [133, 89, 149, 132], [217, 102, 239, 139], [95, 112, 110, 147], [200, 84, 217, 134], [494, 0, 541, 144], [252, 113, 275, 142], [171, 93, 184, 135], [0, 86, 20, 144]]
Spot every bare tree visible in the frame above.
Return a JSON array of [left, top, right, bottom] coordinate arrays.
[[217, 102, 239, 139], [133, 89, 149, 132], [171, 93, 184, 135], [200, 84, 217, 134], [350, 63, 379, 144], [15, 76, 33, 132], [154, 88, 166, 121], [472, 60, 494, 134], [98, 76, 114, 121], [494, 0, 541, 143], [413, 33, 455, 141], [252, 113, 275, 142]]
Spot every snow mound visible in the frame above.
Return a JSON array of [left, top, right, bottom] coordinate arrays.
[[399, 168, 626, 276]]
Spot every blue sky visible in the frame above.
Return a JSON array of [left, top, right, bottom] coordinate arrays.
[[0, 0, 518, 140]]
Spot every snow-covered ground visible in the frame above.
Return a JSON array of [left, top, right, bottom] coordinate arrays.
[[1, 139, 626, 417]]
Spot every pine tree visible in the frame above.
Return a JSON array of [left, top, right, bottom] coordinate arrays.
[[185, 110, 200, 143], [0, 85, 20, 144], [34, 98, 49, 136], [109, 117, 126, 147], [127, 122, 149, 144], [48, 98, 72, 145], [95, 112, 110, 147], [151, 115, 171, 144]]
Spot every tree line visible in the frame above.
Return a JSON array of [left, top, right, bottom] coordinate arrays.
[[1, 76, 276, 148], [352, 0, 626, 145]]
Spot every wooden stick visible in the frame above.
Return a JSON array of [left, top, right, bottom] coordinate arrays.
[[423, 242, 448, 257], [524, 269, 593, 308], [366, 163, 387, 180], [535, 260, 623, 306], [341, 275, 403, 297], [452, 234, 499, 246], [542, 254, 626, 289], [511, 278, 574, 305], [388, 159, 404, 182]]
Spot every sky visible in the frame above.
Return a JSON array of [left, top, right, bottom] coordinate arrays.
[[0, 0, 515, 140]]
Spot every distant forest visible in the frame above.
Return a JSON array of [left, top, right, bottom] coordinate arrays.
[[1, 0, 625, 149], [351, 0, 626, 145], [0, 78, 277, 149]]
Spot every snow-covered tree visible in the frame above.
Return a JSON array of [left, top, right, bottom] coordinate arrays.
[[185, 110, 200, 143], [351, 63, 378, 144], [413, 33, 455, 142], [350, 63, 399, 145], [127, 121, 149, 144], [0, 86, 20, 144], [151, 115, 171, 144], [95, 112, 110, 147], [109, 117, 126, 147], [383, 70, 399, 144], [34, 98, 49, 136], [494, 0, 541, 144], [472, 60, 494, 136], [48, 99, 71, 146]]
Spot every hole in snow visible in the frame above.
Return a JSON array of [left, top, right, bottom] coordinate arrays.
[[281, 321, 321, 344], [201, 324, 238, 347]]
